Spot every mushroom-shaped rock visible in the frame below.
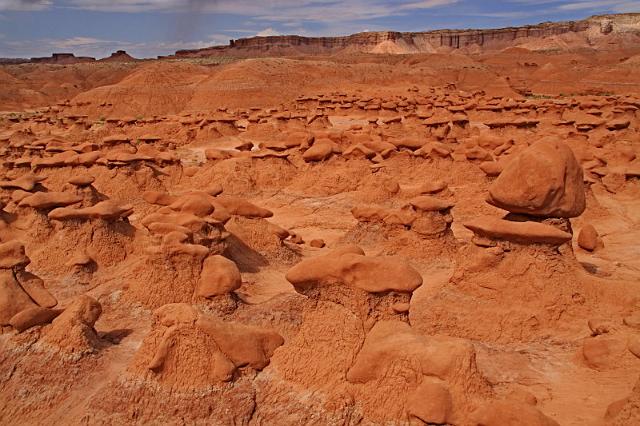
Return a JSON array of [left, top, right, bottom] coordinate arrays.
[[49, 200, 133, 221], [488, 140, 585, 218], [19, 192, 82, 209], [286, 245, 422, 293], [464, 216, 572, 245], [196, 255, 242, 298]]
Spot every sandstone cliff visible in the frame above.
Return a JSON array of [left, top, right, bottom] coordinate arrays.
[[166, 13, 640, 58]]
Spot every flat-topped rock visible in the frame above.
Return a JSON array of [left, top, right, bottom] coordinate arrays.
[[19, 192, 82, 209], [463, 216, 572, 245], [286, 245, 422, 293], [68, 175, 95, 186], [0, 174, 45, 191], [48, 200, 134, 221]]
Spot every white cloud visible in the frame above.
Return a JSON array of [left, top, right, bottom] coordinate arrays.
[[0, 0, 51, 11], [557, 0, 626, 10], [611, 1, 640, 11], [62, 0, 459, 23], [397, 0, 459, 10], [255, 27, 280, 37]]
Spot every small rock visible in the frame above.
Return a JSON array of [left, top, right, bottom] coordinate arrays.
[[309, 239, 325, 248], [68, 174, 95, 187], [577, 224, 599, 251], [391, 302, 410, 313]]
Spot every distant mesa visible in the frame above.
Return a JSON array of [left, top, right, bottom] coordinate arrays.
[[30, 53, 96, 64], [0, 50, 137, 65], [160, 13, 640, 59], [99, 50, 138, 62], [0, 13, 638, 64]]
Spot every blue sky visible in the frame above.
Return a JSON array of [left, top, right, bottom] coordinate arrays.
[[0, 0, 638, 58]]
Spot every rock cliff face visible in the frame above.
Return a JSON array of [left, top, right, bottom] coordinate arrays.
[[167, 13, 640, 58]]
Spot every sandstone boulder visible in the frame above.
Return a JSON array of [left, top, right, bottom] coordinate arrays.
[[487, 140, 585, 218], [577, 224, 599, 251], [196, 255, 242, 298]]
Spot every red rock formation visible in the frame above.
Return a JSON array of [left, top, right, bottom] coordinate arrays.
[[166, 14, 639, 58]]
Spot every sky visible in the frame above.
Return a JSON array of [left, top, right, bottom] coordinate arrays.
[[0, 0, 638, 58]]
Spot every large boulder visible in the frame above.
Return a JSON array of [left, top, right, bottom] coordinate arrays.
[[487, 140, 585, 218], [196, 255, 242, 298]]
